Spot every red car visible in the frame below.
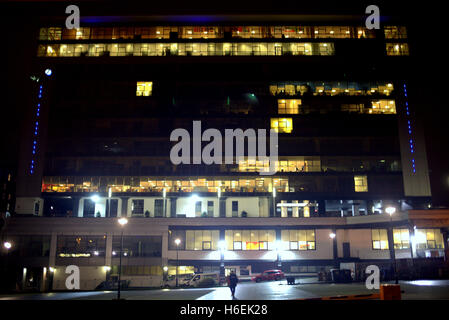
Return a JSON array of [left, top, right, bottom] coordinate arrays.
[[251, 270, 285, 282]]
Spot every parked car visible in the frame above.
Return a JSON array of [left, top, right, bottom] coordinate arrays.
[[95, 279, 130, 290], [185, 273, 220, 287], [251, 270, 285, 282], [162, 274, 193, 288]]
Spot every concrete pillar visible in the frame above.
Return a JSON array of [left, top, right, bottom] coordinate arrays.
[[332, 228, 338, 266], [40, 267, 47, 292], [219, 198, 226, 218], [441, 229, 449, 262], [219, 229, 225, 276], [366, 200, 374, 215], [162, 230, 169, 268], [105, 232, 113, 267], [352, 203, 359, 216], [72, 196, 80, 218], [170, 197, 177, 217], [318, 200, 326, 216], [49, 232, 57, 267], [275, 229, 282, 268]]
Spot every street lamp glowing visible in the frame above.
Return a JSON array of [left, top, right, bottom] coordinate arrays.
[[3, 242, 12, 249], [163, 266, 168, 272], [118, 217, 128, 226], [175, 238, 181, 246], [218, 240, 226, 252], [91, 194, 100, 203], [385, 207, 396, 216], [329, 233, 336, 239], [45, 68, 52, 76]]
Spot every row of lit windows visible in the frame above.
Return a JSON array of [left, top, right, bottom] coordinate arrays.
[[42, 175, 367, 193], [270, 82, 395, 96], [173, 228, 445, 252], [238, 158, 321, 173], [372, 228, 445, 250], [37, 42, 334, 57], [38, 26, 403, 41], [277, 99, 397, 115], [42, 177, 290, 193]]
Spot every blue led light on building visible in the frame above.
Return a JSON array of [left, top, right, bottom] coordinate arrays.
[[29, 84, 44, 175], [404, 83, 416, 174]]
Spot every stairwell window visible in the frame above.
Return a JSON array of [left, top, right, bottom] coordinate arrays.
[[354, 175, 368, 192], [136, 82, 153, 96]]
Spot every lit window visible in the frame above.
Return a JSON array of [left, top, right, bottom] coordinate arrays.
[[281, 230, 315, 251], [372, 229, 389, 250], [225, 230, 276, 251], [393, 229, 410, 249], [370, 100, 396, 114], [384, 26, 407, 39], [415, 229, 445, 250], [354, 175, 368, 192], [386, 43, 409, 56], [271, 118, 293, 133], [136, 82, 153, 96], [278, 99, 301, 114]]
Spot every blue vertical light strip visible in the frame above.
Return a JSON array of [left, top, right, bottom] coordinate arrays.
[[29, 84, 43, 175], [403, 83, 416, 174]]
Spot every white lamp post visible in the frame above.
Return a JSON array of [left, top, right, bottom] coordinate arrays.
[[175, 238, 181, 287], [117, 217, 128, 299]]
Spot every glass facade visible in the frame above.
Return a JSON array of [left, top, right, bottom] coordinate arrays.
[[37, 42, 335, 57], [281, 230, 316, 250], [415, 229, 445, 249], [372, 229, 389, 250], [270, 81, 395, 96], [225, 230, 276, 250], [57, 235, 107, 257], [38, 25, 382, 41]]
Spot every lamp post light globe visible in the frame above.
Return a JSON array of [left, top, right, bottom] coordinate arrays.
[[118, 217, 128, 226], [3, 242, 12, 250], [329, 233, 336, 239], [385, 207, 396, 216], [174, 238, 181, 246]]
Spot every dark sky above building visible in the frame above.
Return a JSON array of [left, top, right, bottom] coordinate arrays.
[[1, 0, 448, 205]]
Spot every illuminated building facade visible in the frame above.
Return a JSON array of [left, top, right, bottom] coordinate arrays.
[[3, 10, 449, 291]]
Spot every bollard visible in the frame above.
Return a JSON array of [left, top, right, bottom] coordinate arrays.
[[380, 284, 401, 300]]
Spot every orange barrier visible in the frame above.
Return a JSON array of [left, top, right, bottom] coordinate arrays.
[[380, 284, 401, 300]]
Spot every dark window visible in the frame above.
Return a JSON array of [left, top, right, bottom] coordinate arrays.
[[232, 201, 238, 217], [154, 199, 164, 217], [195, 201, 202, 216], [207, 201, 214, 217], [132, 199, 144, 215], [112, 236, 162, 257], [83, 199, 95, 217]]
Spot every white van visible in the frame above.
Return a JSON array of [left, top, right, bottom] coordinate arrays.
[[186, 273, 220, 287], [162, 274, 193, 288]]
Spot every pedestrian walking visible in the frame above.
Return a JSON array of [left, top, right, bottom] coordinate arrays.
[[227, 271, 239, 298]]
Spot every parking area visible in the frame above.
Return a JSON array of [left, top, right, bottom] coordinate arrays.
[[1, 279, 449, 300]]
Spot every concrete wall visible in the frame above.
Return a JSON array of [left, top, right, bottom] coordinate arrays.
[[52, 266, 107, 290]]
